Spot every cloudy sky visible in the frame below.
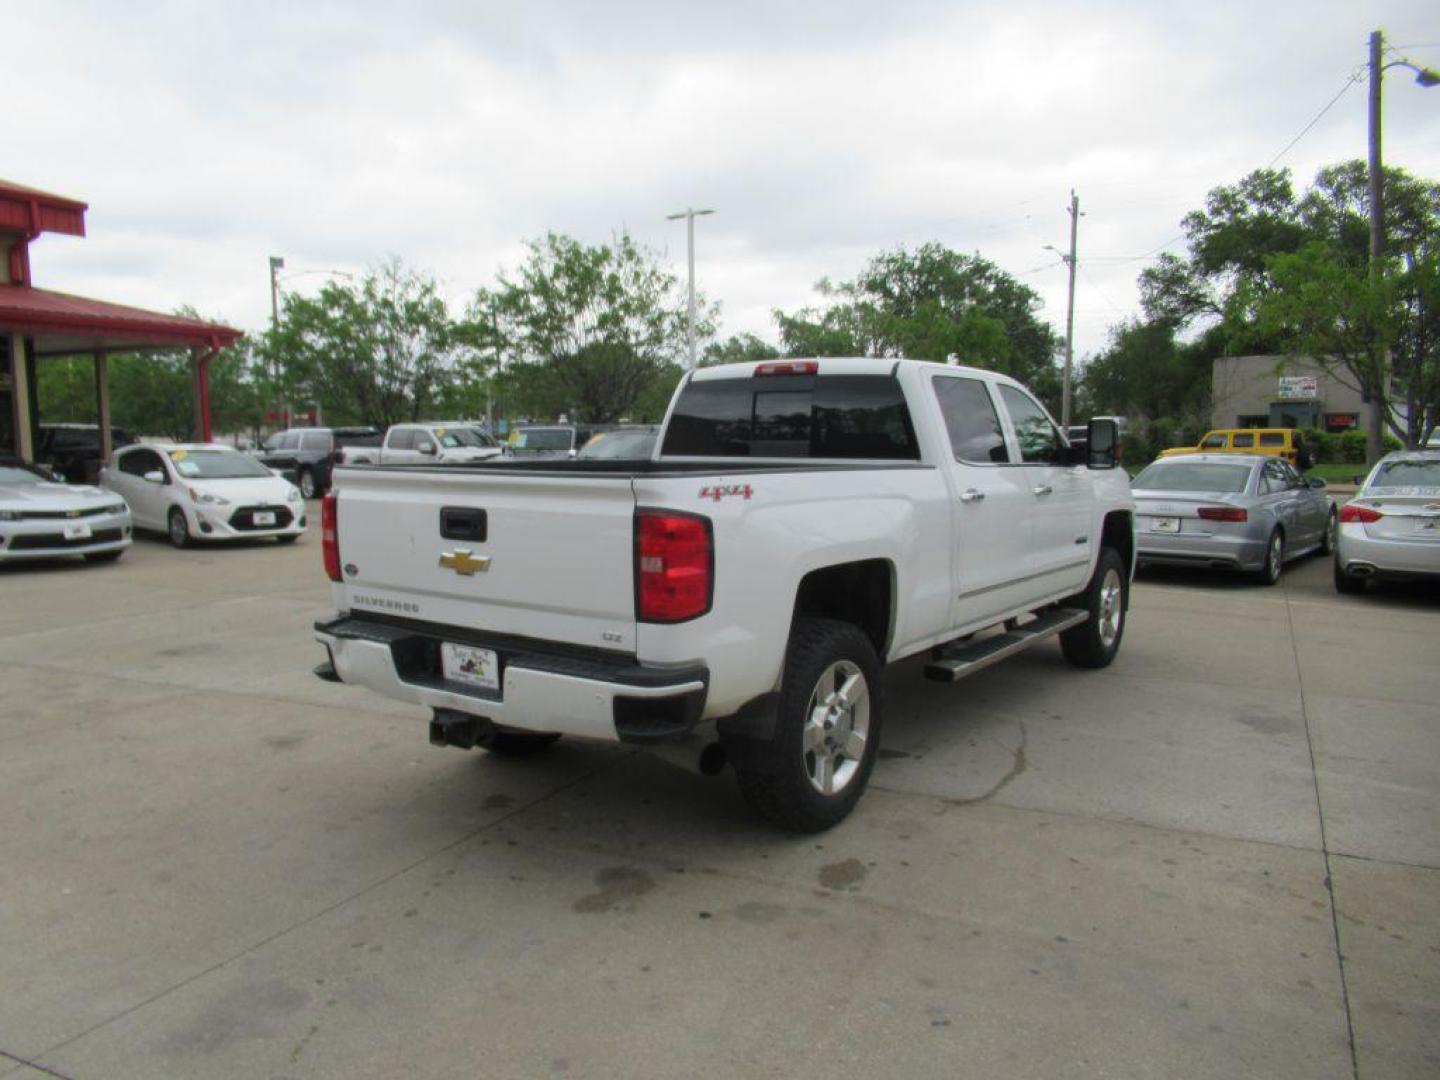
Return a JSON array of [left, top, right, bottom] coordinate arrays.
[[11, 1, 1440, 366]]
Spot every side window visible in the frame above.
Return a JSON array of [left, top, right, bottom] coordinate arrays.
[[387, 428, 415, 450], [1259, 432, 1284, 447], [1201, 433, 1227, 449], [1279, 462, 1303, 488], [1260, 461, 1287, 494], [932, 376, 1009, 463], [118, 450, 149, 477], [997, 385, 1065, 465], [1233, 433, 1255, 448]]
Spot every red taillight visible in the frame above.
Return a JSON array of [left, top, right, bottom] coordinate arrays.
[[636, 511, 713, 623], [1339, 503, 1383, 524], [322, 493, 341, 582], [755, 360, 818, 376], [1197, 506, 1248, 522]]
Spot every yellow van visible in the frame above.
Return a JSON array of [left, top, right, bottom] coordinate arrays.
[[1159, 428, 1312, 468]]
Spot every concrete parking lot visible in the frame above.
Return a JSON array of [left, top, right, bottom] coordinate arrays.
[[2, 520, 1437, 1080]]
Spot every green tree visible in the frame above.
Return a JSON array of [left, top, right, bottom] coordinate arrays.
[[1140, 162, 1440, 455], [271, 258, 456, 429], [774, 243, 1059, 406], [702, 332, 781, 366], [471, 232, 711, 424]]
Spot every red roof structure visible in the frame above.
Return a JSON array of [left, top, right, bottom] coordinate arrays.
[[2, 178, 244, 461]]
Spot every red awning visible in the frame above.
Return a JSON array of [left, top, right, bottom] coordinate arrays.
[[0, 285, 243, 356]]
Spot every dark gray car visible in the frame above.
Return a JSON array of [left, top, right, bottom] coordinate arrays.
[[1132, 453, 1336, 585]]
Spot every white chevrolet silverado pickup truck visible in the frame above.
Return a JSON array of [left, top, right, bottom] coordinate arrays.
[[314, 358, 1135, 831]]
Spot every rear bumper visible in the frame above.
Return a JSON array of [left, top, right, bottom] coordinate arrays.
[[314, 614, 707, 743], [1335, 525, 1440, 579], [1136, 530, 1267, 572]]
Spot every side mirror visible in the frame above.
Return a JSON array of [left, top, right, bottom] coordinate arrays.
[[1085, 418, 1120, 470], [418, 442, 437, 456], [1308, 476, 1327, 489], [143, 469, 166, 484]]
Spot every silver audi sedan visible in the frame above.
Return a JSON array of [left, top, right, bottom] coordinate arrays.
[[1333, 450, 1440, 593], [1132, 453, 1335, 585]]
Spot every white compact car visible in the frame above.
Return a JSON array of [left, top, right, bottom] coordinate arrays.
[[101, 443, 306, 548], [1334, 450, 1440, 593], [0, 458, 132, 563]]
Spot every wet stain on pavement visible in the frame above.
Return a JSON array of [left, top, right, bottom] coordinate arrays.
[[818, 858, 868, 891], [1235, 711, 1298, 735], [265, 735, 307, 751], [573, 867, 656, 913], [482, 793, 515, 811], [734, 901, 787, 924]]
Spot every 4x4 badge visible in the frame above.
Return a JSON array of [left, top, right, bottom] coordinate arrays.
[[700, 484, 753, 502]]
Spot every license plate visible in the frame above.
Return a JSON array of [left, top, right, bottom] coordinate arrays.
[[1149, 516, 1180, 533], [253, 511, 276, 526], [441, 642, 500, 693], [64, 522, 93, 540]]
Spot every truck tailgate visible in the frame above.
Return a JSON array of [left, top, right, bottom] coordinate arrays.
[[333, 468, 639, 651]]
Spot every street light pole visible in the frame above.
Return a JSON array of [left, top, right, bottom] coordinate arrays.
[[666, 207, 715, 369], [1365, 29, 1440, 460]]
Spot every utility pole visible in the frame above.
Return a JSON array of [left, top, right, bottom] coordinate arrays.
[[1365, 29, 1440, 459], [1045, 193, 1081, 429], [1367, 30, 1387, 466], [1062, 191, 1079, 431], [666, 207, 715, 369]]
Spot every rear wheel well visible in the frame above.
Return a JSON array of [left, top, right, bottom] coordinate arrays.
[[792, 560, 893, 660]]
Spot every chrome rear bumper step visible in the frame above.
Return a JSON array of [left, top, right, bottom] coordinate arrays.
[[924, 608, 1089, 683]]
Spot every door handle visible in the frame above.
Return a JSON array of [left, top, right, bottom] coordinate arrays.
[[959, 489, 986, 503], [1032, 484, 1053, 497]]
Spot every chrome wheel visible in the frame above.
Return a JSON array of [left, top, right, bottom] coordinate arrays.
[[168, 508, 190, 548], [802, 660, 870, 796], [1265, 531, 1283, 584], [1097, 567, 1124, 648], [299, 470, 317, 499]]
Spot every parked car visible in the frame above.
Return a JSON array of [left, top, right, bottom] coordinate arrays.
[[256, 427, 380, 498], [1159, 428, 1313, 470], [1132, 453, 1334, 585], [1333, 450, 1440, 593], [101, 443, 305, 549], [340, 423, 506, 466], [314, 357, 1134, 831], [507, 424, 588, 459], [0, 456, 132, 564], [37, 423, 135, 484], [576, 426, 659, 460]]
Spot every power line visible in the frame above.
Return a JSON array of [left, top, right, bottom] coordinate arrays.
[[1268, 70, 1365, 167]]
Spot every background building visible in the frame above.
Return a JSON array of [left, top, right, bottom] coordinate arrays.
[[1210, 355, 1366, 433]]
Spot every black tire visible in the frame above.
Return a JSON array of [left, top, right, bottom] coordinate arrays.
[[1060, 547, 1128, 669], [1256, 529, 1283, 586], [1333, 558, 1365, 595], [167, 507, 191, 549], [84, 549, 124, 564], [734, 617, 883, 833], [476, 730, 561, 756], [1318, 509, 1337, 556], [298, 468, 318, 500], [276, 534, 300, 544]]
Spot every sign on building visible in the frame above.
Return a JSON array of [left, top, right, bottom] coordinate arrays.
[[1277, 374, 1319, 400]]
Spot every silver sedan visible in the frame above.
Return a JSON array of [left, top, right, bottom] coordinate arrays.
[[1132, 453, 1335, 585], [1334, 450, 1440, 593]]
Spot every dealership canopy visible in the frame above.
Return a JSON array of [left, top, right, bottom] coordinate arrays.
[[1, 178, 243, 466]]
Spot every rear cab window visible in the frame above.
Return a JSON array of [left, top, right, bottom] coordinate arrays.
[[661, 373, 920, 460], [931, 376, 1009, 463]]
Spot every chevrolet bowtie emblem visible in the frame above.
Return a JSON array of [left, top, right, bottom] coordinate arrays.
[[438, 549, 491, 576]]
